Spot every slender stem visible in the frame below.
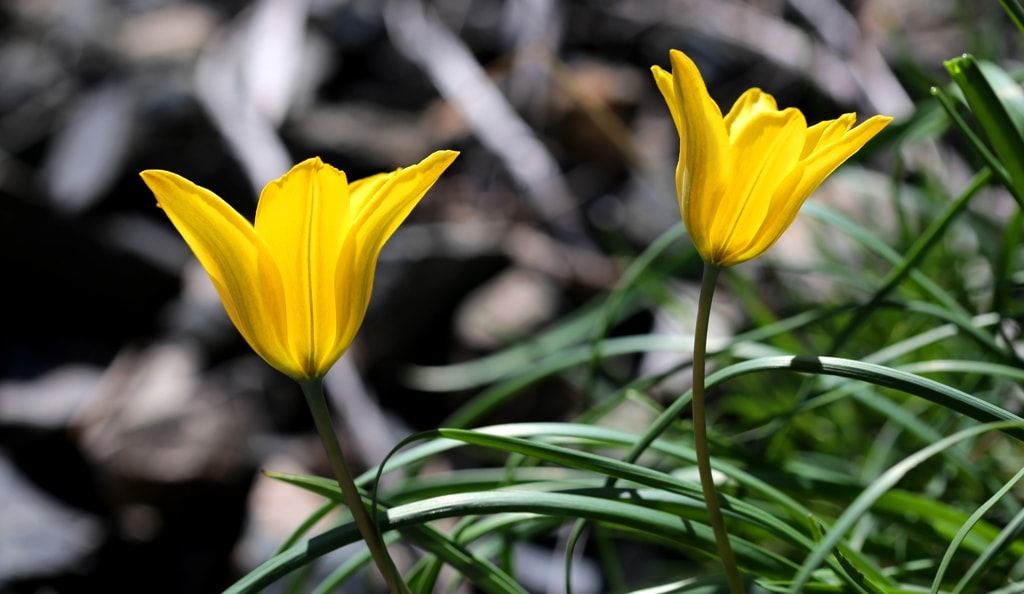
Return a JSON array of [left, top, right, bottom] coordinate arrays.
[[692, 262, 744, 593], [300, 378, 409, 594]]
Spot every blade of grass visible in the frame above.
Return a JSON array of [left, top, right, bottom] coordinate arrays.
[[952, 504, 1024, 594], [945, 55, 1024, 209], [932, 84, 1013, 187], [930, 465, 1024, 593], [1000, 0, 1024, 33], [363, 422, 891, 589], [802, 203, 964, 318], [226, 489, 800, 594], [993, 209, 1024, 315], [826, 168, 992, 349], [791, 421, 1024, 592]]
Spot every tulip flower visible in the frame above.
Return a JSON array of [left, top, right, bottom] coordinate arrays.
[[140, 151, 458, 381], [652, 49, 892, 267], [651, 49, 894, 594]]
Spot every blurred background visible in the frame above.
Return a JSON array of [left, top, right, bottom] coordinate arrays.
[[0, 0, 1017, 592]]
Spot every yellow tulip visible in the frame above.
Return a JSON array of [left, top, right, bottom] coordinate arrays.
[[141, 151, 458, 380], [652, 49, 892, 266]]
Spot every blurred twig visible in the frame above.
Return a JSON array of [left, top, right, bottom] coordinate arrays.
[[627, 0, 914, 118], [538, 45, 647, 171], [194, 0, 297, 194], [384, 0, 590, 244], [787, 0, 914, 118]]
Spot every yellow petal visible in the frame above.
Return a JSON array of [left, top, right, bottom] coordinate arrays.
[[723, 88, 778, 136], [652, 65, 685, 141], [794, 114, 893, 205], [728, 160, 808, 264], [801, 113, 856, 158], [667, 49, 730, 261], [742, 114, 892, 261], [711, 107, 806, 264], [139, 170, 296, 375], [325, 149, 459, 370], [253, 158, 350, 378]]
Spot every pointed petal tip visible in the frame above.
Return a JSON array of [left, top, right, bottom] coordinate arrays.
[[138, 169, 194, 203], [418, 149, 460, 172], [851, 113, 894, 139], [139, 170, 169, 207], [869, 114, 895, 127], [667, 48, 687, 62], [668, 48, 697, 74], [432, 149, 460, 163], [267, 157, 347, 195], [651, 65, 676, 96], [290, 156, 327, 171], [850, 113, 894, 128], [139, 169, 173, 183]]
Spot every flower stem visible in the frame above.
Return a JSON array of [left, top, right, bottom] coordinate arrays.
[[300, 378, 409, 594], [692, 262, 744, 593]]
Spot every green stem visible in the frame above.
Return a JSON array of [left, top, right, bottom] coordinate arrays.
[[299, 378, 409, 594], [692, 263, 744, 593]]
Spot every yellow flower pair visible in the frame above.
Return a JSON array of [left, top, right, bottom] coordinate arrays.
[[141, 49, 891, 380]]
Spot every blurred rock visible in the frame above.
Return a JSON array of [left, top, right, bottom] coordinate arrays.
[[75, 341, 258, 484], [291, 100, 468, 167], [0, 450, 103, 584], [0, 195, 179, 376], [455, 266, 560, 350], [0, 364, 103, 429], [117, 3, 219, 63], [43, 83, 135, 215]]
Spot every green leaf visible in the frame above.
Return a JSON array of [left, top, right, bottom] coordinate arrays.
[[712, 356, 1024, 441], [792, 421, 1024, 591], [225, 490, 798, 593], [945, 54, 1024, 208], [1000, 0, 1024, 38]]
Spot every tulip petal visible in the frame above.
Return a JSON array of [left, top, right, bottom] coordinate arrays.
[[723, 88, 778, 136], [139, 170, 295, 375], [728, 160, 808, 264], [712, 107, 806, 263], [652, 65, 685, 141], [667, 49, 730, 261], [794, 114, 893, 206], [653, 64, 687, 193], [325, 149, 459, 369], [802, 113, 856, 158], [253, 158, 351, 378], [744, 114, 893, 260]]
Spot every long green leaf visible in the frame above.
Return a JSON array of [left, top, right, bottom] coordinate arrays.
[[1001, 0, 1024, 34], [952, 504, 1024, 594], [945, 54, 1024, 209], [711, 356, 1024, 440], [930, 466, 1024, 594], [791, 421, 1024, 592], [225, 490, 798, 593]]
